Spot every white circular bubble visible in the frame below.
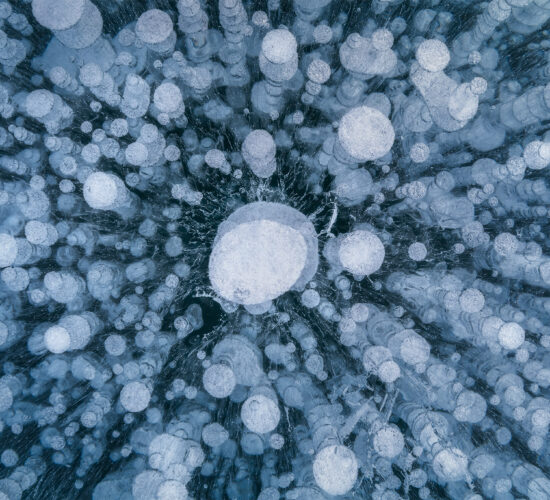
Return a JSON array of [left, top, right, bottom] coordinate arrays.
[[44, 326, 70, 354], [120, 381, 151, 412], [111, 118, 128, 137], [416, 39, 450, 72], [313, 445, 358, 496], [32, 0, 85, 30], [205, 149, 226, 170], [83, 172, 118, 210], [470, 77, 488, 96], [378, 360, 401, 383], [241, 130, 276, 178], [0, 449, 18, 467], [407, 180, 427, 199], [154, 83, 183, 114], [105, 335, 126, 356], [350, 303, 369, 323], [459, 288, 485, 313], [164, 145, 181, 162], [26, 90, 54, 119], [25, 221, 48, 245], [408, 242, 427, 261], [338, 230, 385, 276], [136, 9, 173, 44], [262, 29, 297, 64], [373, 425, 404, 458], [493, 233, 518, 256], [313, 24, 332, 44], [399, 333, 430, 365], [506, 156, 526, 176], [504, 385, 524, 407], [241, 394, 280, 434], [498, 322, 525, 350], [454, 390, 487, 423], [301, 289, 320, 308], [141, 124, 159, 143], [338, 106, 395, 162], [410, 143, 430, 163], [202, 364, 236, 398], [43, 271, 63, 292], [524, 141, 549, 170], [269, 433, 284, 449], [209, 220, 308, 305], [82, 144, 101, 164], [307, 59, 331, 84], [79, 63, 103, 87], [125, 142, 148, 166]]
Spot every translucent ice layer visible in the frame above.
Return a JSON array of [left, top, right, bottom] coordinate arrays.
[[0, 0, 548, 499]]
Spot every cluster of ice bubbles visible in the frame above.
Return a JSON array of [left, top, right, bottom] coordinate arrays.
[[1, 0, 550, 498]]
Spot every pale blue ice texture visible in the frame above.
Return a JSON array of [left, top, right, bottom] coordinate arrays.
[[0, 0, 549, 498]]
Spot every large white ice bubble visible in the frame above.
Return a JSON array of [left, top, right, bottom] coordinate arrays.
[[313, 444, 358, 496], [338, 229, 385, 276], [83, 172, 119, 210], [209, 202, 318, 305], [32, 0, 85, 31], [338, 106, 395, 162], [241, 394, 281, 434]]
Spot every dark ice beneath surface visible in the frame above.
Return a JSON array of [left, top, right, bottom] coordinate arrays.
[[0, 0, 550, 498]]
